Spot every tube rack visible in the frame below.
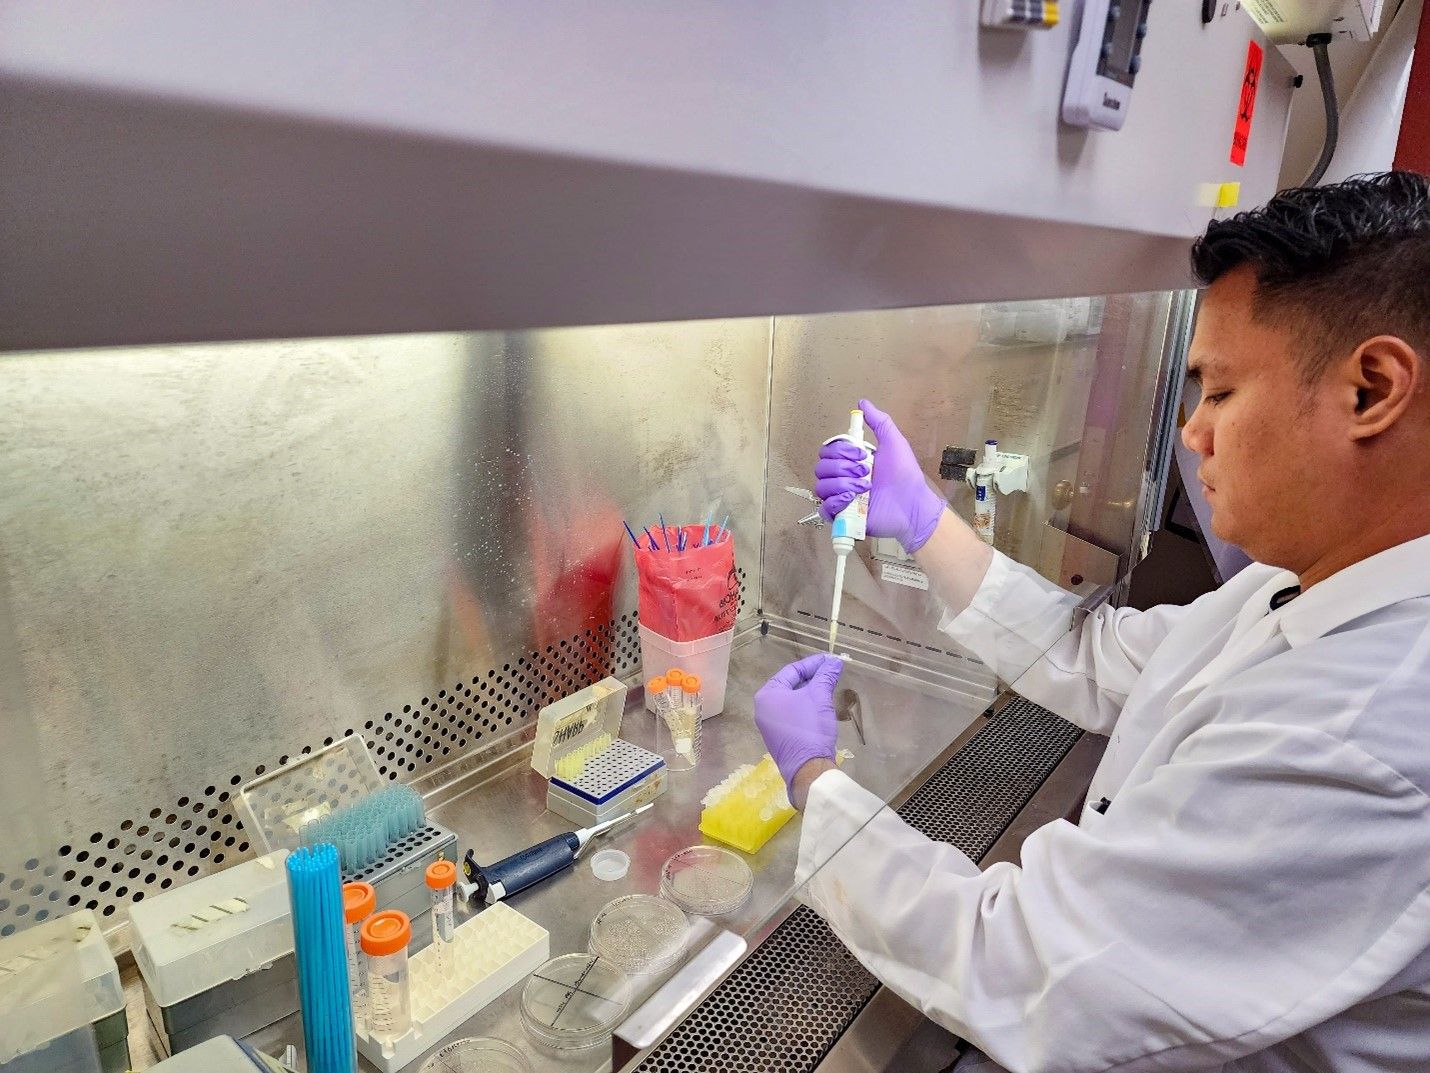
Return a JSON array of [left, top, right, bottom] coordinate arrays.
[[698, 755, 794, 854], [354, 902, 549, 1072]]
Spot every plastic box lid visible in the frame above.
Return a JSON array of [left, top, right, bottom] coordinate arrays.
[[236, 735, 385, 853], [149, 1035, 276, 1072], [530, 677, 629, 779], [0, 909, 124, 1063], [129, 851, 293, 1008]]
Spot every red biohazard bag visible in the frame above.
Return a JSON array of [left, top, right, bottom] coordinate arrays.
[[635, 525, 739, 641]]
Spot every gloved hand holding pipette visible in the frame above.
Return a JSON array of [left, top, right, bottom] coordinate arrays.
[[815, 400, 995, 620], [816, 400, 946, 554], [753, 654, 843, 804]]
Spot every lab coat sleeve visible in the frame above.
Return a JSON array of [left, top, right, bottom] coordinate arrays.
[[939, 550, 1190, 735], [796, 729, 1430, 1073]]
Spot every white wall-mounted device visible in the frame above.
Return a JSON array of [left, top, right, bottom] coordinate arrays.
[[1063, 0, 1156, 130], [1239, 0, 1383, 43]]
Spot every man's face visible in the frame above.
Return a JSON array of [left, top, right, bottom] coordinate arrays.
[[1181, 267, 1343, 568]]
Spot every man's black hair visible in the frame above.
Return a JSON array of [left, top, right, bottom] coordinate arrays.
[[1190, 171, 1430, 380]]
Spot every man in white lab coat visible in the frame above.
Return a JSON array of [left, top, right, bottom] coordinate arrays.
[[753, 172, 1430, 1072]]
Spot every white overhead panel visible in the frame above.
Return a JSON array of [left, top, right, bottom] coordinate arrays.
[[0, 2, 1294, 350], [1241, 0, 1385, 42]]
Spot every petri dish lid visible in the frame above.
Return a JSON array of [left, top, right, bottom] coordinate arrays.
[[420, 1037, 532, 1073], [660, 845, 754, 916], [588, 894, 689, 975], [520, 953, 631, 1052]]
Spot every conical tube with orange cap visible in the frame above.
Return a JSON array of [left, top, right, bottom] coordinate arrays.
[[342, 881, 376, 1021], [426, 858, 457, 978], [361, 910, 413, 1041]]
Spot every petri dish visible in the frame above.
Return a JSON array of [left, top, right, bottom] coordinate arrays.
[[520, 953, 632, 1053], [588, 894, 689, 975], [660, 845, 754, 916], [420, 1037, 532, 1073]]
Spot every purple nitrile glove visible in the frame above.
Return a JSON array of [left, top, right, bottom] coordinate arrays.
[[814, 400, 946, 554], [753, 654, 844, 798]]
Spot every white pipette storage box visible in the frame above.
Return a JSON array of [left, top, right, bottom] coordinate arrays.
[[532, 677, 667, 826], [235, 735, 457, 948], [0, 909, 127, 1073], [354, 901, 549, 1073], [128, 850, 297, 1056]]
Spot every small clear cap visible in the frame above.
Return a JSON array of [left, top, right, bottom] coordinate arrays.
[[589, 848, 630, 881]]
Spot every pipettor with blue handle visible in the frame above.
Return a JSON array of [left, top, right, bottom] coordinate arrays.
[[461, 803, 653, 905]]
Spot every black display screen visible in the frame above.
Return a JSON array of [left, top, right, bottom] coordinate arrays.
[[1097, 0, 1148, 88]]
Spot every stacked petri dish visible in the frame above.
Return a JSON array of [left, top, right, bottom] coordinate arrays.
[[660, 845, 754, 916], [588, 894, 689, 976], [419, 1037, 532, 1073], [520, 953, 632, 1053]]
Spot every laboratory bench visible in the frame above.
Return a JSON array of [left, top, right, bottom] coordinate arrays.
[[114, 627, 1095, 1073]]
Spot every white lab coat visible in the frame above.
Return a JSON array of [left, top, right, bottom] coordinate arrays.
[[797, 534, 1430, 1073]]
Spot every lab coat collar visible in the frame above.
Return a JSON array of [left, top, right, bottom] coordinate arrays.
[[1278, 533, 1430, 648]]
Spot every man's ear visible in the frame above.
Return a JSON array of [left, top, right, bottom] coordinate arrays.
[[1346, 335, 1421, 442]]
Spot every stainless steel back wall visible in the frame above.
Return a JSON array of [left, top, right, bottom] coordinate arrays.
[[0, 320, 769, 938]]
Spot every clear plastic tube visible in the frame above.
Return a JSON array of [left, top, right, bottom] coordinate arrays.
[[426, 859, 457, 979], [665, 668, 686, 711], [345, 919, 368, 1016], [647, 675, 669, 723], [361, 911, 413, 1041], [342, 881, 375, 1024], [660, 676, 702, 771]]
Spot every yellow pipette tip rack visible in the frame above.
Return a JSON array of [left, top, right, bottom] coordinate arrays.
[[698, 755, 795, 854]]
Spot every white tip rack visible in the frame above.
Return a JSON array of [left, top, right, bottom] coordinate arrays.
[[355, 902, 549, 1072]]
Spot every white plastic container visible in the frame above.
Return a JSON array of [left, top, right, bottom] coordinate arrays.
[[639, 625, 735, 717], [128, 851, 296, 1055], [0, 909, 126, 1073]]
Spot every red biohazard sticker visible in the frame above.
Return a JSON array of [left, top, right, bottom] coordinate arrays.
[[1231, 40, 1263, 167]]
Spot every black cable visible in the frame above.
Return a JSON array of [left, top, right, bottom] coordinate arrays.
[[1304, 32, 1339, 186]]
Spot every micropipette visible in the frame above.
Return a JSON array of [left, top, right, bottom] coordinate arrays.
[[459, 803, 654, 905], [822, 409, 876, 653]]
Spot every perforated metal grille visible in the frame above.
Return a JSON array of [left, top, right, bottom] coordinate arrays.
[[631, 695, 1081, 1073], [896, 695, 1082, 857], [9, 570, 748, 939]]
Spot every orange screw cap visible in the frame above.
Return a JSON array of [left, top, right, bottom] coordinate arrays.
[[426, 859, 457, 890], [342, 881, 376, 925], [360, 910, 412, 957]]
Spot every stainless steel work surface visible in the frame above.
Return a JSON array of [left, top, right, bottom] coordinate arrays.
[[118, 631, 992, 1070]]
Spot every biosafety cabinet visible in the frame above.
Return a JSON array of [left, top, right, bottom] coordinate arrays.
[[0, 5, 1294, 1072]]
